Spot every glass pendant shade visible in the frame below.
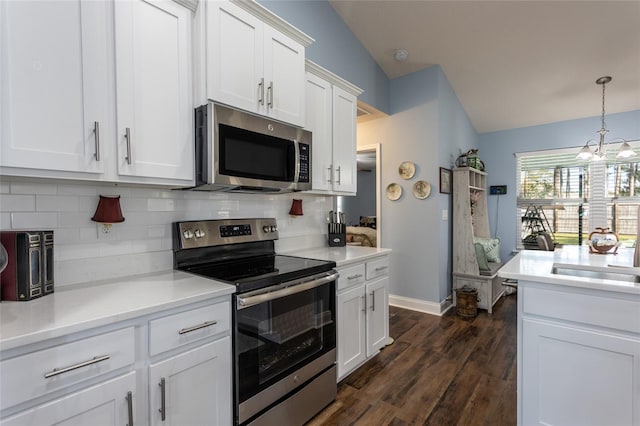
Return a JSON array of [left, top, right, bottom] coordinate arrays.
[[576, 144, 593, 160], [616, 142, 637, 159], [91, 195, 125, 223]]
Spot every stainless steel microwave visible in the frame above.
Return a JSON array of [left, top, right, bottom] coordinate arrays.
[[193, 103, 311, 193]]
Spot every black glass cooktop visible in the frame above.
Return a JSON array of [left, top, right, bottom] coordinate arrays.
[[184, 254, 336, 293]]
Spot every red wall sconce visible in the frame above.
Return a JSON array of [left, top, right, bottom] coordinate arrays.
[[91, 195, 125, 234], [289, 199, 303, 216]]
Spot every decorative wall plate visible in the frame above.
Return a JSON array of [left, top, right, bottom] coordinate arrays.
[[413, 180, 431, 199], [386, 183, 402, 201], [398, 161, 416, 179]]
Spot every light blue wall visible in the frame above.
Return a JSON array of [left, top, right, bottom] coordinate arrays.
[[479, 109, 640, 261], [258, 0, 390, 113], [359, 66, 478, 305]]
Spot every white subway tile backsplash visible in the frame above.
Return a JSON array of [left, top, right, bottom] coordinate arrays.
[[147, 198, 176, 212], [11, 212, 58, 229], [0, 213, 11, 229], [1, 194, 36, 212], [59, 212, 94, 228], [4, 178, 333, 286], [57, 184, 97, 196], [37, 195, 79, 212], [10, 182, 57, 195]]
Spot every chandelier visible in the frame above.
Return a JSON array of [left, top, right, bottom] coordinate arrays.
[[576, 76, 636, 161]]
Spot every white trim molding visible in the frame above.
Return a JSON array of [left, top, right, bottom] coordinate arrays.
[[389, 294, 453, 317]]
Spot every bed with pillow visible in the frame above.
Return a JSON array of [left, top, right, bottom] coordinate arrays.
[[346, 226, 377, 247]]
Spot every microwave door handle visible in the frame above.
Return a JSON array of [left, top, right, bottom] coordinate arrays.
[[293, 141, 300, 182], [237, 272, 339, 309]]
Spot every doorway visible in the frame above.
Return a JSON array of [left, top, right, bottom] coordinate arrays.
[[337, 144, 381, 247]]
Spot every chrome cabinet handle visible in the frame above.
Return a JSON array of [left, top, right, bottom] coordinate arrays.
[[375, 266, 388, 272], [370, 291, 375, 311], [347, 274, 363, 280], [267, 81, 273, 108], [125, 127, 132, 165], [126, 391, 134, 426], [258, 78, 264, 105], [335, 166, 341, 185], [361, 294, 366, 313], [178, 320, 217, 335], [327, 165, 333, 183], [93, 121, 100, 161], [159, 377, 166, 421], [44, 355, 110, 378]]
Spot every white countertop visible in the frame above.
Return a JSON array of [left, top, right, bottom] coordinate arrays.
[[0, 270, 235, 351], [498, 246, 640, 295], [284, 245, 392, 267]]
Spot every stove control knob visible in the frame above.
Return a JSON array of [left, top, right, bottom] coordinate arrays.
[[183, 229, 194, 240], [194, 229, 205, 238], [263, 226, 271, 233], [270, 225, 277, 232]]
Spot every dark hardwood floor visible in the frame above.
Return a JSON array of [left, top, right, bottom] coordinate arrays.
[[309, 293, 517, 426]]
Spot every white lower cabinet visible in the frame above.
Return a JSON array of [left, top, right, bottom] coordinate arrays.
[[2, 372, 136, 426], [149, 337, 231, 426], [336, 255, 389, 381], [518, 284, 640, 426], [0, 296, 232, 425]]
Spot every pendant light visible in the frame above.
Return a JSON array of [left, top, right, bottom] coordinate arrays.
[[576, 76, 636, 161]]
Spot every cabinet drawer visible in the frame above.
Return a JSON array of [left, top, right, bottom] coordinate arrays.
[[149, 300, 231, 356], [366, 257, 389, 280], [337, 263, 365, 291], [523, 286, 640, 334], [0, 327, 135, 410]]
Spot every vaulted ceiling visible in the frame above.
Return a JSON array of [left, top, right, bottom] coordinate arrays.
[[329, 0, 640, 133]]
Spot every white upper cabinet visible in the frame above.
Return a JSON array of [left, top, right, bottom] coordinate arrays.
[[115, 0, 193, 181], [332, 85, 358, 193], [305, 61, 362, 195], [0, 0, 109, 174], [1, 0, 194, 186], [306, 73, 333, 191], [206, 1, 311, 127]]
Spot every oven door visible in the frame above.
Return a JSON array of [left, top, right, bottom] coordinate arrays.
[[234, 271, 337, 424]]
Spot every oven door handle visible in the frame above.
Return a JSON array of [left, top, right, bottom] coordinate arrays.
[[237, 272, 339, 309]]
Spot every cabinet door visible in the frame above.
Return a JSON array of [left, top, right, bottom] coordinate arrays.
[[366, 276, 389, 357], [337, 284, 366, 380], [331, 86, 357, 193], [305, 73, 333, 192], [522, 319, 640, 426], [0, 0, 108, 174], [149, 337, 232, 426], [115, 0, 193, 181], [2, 372, 136, 426], [263, 26, 305, 127], [207, 1, 263, 114]]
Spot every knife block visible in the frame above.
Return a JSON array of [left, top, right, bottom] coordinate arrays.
[[328, 223, 346, 247]]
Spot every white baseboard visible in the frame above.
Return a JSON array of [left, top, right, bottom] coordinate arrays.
[[389, 294, 453, 317]]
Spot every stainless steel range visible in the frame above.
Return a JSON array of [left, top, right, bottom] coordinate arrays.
[[173, 218, 337, 425]]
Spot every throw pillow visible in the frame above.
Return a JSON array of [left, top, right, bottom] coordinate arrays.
[[474, 243, 490, 271], [474, 236, 502, 263]]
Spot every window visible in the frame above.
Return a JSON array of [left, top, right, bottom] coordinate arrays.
[[516, 141, 640, 248]]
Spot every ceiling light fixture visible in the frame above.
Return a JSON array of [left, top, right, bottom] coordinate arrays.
[[576, 76, 636, 161], [394, 48, 409, 62]]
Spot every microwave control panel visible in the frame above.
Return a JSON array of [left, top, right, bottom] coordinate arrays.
[[298, 143, 309, 182]]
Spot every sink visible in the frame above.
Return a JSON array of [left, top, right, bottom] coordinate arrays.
[[551, 263, 640, 283]]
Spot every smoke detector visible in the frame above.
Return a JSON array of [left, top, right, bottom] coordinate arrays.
[[394, 48, 409, 62]]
